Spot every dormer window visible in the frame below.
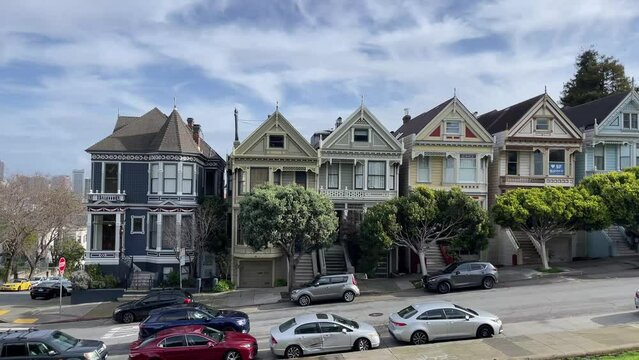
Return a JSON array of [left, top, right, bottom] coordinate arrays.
[[445, 121, 461, 135], [268, 134, 285, 148], [623, 113, 638, 129], [535, 118, 550, 131], [354, 129, 369, 142]]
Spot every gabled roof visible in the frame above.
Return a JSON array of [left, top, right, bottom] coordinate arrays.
[[478, 94, 544, 134], [562, 92, 631, 129], [395, 98, 454, 138], [87, 107, 222, 160]]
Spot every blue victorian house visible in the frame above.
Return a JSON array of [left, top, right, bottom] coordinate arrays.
[[85, 107, 225, 286], [563, 90, 639, 258]]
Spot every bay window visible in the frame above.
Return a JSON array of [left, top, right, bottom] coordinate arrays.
[[417, 156, 430, 183], [181, 215, 193, 249], [91, 214, 116, 251], [150, 164, 159, 194], [104, 163, 119, 193], [182, 165, 193, 194], [444, 156, 455, 183], [594, 144, 604, 170], [250, 167, 269, 190], [459, 154, 476, 182], [549, 149, 565, 175], [389, 165, 395, 190], [621, 144, 631, 169], [507, 151, 518, 175], [161, 215, 176, 250], [295, 171, 307, 188], [149, 214, 158, 249], [355, 163, 364, 189], [328, 163, 339, 189], [367, 161, 386, 189], [163, 164, 177, 194], [533, 150, 544, 176]]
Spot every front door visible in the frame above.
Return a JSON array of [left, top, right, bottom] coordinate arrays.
[[416, 309, 449, 341], [319, 322, 351, 352], [469, 263, 487, 286], [294, 323, 323, 354], [450, 263, 472, 287], [444, 308, 476, 338]]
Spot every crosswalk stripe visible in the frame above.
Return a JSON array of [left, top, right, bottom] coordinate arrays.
[[13, 319, 37, 324], [0, 310, 10, 316]]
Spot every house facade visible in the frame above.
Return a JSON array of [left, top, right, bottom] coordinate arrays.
[[229, 110, 319, 288], [313, 105, 404, 277], [477, 93, 583, 266], [85, 108, 225, 284], [395, 96, 494, 272], [563, 90, 639, 258]]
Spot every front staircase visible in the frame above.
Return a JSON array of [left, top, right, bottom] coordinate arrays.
[[606, 227, 636, 256], [425, 246, 446, 271], [129, 271, 154, 290], [511, 230, 542, 265], [324, 245, 347, 275], [374, 253, 390, 278], [295, 253, 315, 285]]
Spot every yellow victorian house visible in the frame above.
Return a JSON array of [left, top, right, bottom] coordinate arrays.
[[395, 96, 494, 272]]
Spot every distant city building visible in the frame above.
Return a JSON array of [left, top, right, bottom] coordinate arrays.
[[51, 175, 72, 190], [72, 169, 85, 196], [0, 160, 4, 182], [84, 178, 91, 196]]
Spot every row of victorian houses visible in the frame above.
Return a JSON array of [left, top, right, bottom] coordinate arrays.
[[84, 90, 639, 288]]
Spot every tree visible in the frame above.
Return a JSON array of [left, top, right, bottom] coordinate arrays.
[[357, 202, 397, 276], [580, 171, 639, 236], [561, 49, 632, 107], [239, 185, 338, 293], [492, 187, 610, 270], [362, 187, 491, 276], [51, 235, 86, 273], [196, 198, 229, 279]]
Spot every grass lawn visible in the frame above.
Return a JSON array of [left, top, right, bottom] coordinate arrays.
[[567, 351, 639, 359]]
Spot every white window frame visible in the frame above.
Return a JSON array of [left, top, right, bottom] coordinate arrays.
[[327, 163, 339, 189], [367, 161, 386, 190], [621, 144, 631, 169], [535, 118, 550, 131], [594, 144, 604, 170], [103, 162, 119, 193], [533, 150, 544, 176], [150, 163, 160, 194], [353, 128, 369, 143], [182, 164, 194, 195], [131, 215, 145, 235], [417, 156, 430, 183], [548, 149, 566, 176], [445, 121, 461, 135], [623, 113, 639, 130], [507, 151, 518, 176], [267, 134, 286, 149], [444, 156, 455, 183], [459, 154, 477, 183], [354, 163, 364, 189], [163, 163, 178, 194]]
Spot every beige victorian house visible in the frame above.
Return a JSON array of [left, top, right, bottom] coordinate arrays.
[[477, 93, 583, 266], [228, 110, 319, 287]]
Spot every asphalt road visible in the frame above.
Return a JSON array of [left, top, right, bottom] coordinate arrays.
[[23, 276, 639, 360], [0, 291, 71, 307]]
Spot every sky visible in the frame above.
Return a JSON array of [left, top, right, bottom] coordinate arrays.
[[2, 0, 639, 176]]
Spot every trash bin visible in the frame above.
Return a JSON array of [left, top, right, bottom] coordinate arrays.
[[212, 277, 219, 288], [197, 278, 202, 293]]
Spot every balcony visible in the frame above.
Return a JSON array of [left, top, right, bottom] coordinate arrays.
[[500, 176, 574, 187], [430, 183, 488, 193], [319, 188, 396, 201], [88, 191, 126, 202]]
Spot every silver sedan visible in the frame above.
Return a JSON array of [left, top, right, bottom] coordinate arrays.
[[270, 313, 380, 358], [388, 301, 503, 345]]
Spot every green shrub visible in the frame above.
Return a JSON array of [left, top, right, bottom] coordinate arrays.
[[164, 271, 180, 287], [213, 279, 235, 293], [274, 278, 287, 287]]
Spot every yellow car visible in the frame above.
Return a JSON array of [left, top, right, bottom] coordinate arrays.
[[0, 278, 32, 291]]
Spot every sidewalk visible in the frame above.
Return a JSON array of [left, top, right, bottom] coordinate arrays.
[[306, 324, 639, 360]]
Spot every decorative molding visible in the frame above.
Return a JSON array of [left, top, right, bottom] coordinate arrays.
[[88, 207, 126, 212]]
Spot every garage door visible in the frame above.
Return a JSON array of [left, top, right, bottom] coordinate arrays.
[[239, 261, 272, 288]]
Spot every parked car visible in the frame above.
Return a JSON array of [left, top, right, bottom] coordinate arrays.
[[46, 277, 74, 290], [635, 288, 639, 309], [0, 328, 107, 359], [29, 277, 47, 289], [0, 279, 31, 292], [270, 313, 379, 358], [139, 303, 250, 339], [388, 301, 502, 345], [422, 261, 498, 294], [290, 274, 360, 306], [30, 281, 72, 300], [113, 289, 193, 324], [130, 325, 257, 360]]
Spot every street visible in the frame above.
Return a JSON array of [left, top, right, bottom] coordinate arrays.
[[17, 275, 639, 359]]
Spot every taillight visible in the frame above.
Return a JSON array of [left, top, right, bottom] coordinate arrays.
[[184, 298, 192, 304], [352, 276, 357, 286], [635, 290, 639, 299], [392, 321, 406, 327], [271, 336, 278, 344]]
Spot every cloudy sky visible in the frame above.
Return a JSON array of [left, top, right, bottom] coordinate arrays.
[[2, 0, 639, 176]]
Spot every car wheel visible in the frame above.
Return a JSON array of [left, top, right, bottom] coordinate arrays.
[[354, 338, 371, 351], [285, 345, 303, 358], [343, 290, 355, 303], [482, 277, 495, 289], [121, 312, 135, 324], [410, 330, 429, 345], [437, 281, 451, 294], [298, 295, 311, 307], [30, 295, 36, 300], [477, 325, 494, 338], [224, 350, 241, 360]]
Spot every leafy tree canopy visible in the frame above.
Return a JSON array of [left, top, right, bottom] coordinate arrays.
[[580, 171, 639, 234], [561, 48, 633, 107]]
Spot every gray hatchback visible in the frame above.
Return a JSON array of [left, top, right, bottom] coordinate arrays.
[[290, 274, 360, 306], [423, 261, 498, 294]]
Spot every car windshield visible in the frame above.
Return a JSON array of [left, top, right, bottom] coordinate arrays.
[[454, 304, 478, 316], [279, 318, 297, 332], [304, 275, 321, 287], [39, 282, 58, 287], [398, 306, 418, 319], [49, 331, 78, 351], [441, 263, 460, 274], [332, 314, 359, 329], [197, 304, 221, 317], [202, 326, 224, 342]]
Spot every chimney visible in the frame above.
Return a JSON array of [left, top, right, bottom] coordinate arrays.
[[335, 116, 343, 128], [192, 124, 201, 145], [473, 111, 478, 116], [234, 108, 240, 148], [402, 108, 411, 124], [187, 117, 194, 128]]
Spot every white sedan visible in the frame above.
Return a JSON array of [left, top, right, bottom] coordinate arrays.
[[388, 301, 503, 345]]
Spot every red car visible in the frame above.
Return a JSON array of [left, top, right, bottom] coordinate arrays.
[[129, 325, 257, 360]]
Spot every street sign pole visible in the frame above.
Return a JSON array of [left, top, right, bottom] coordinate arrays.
[[58, 257, 66, 315]]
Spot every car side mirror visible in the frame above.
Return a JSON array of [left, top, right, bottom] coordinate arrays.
[[465, 315, 470, 321], [455, 271, 460, 275], [313, 283, 319, 287], [341, 328, 347, 334], [48, 350, 57, 356], [207, 341, 214, 348]]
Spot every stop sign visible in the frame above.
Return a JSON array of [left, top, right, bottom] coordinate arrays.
[[58, 257, 66, 274]]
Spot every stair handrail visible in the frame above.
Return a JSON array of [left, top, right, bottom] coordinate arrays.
[[339, 241, 356, 274], [616, 226, 635, 250], [601, 229, 615, 257], [505, 228, 520, 250]]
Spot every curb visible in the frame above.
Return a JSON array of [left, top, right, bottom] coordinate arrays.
[[36, 315, 112, 325], [517, 343, 639, 359]]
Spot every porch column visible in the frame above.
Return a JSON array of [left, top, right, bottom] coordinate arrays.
[[475, 155, 480, 183], [159, 162, 164, 195], [385, 160, 390, 191], [363, 160, 368, 190], [117, 162, 122, 193], [177, 163, 183, 195], [86, 213, 92, 251], [156, 214, 163, 251], [115, 212, 121, 253], [176, 214, 182, 254]]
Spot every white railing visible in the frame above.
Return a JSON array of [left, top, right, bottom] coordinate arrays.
[[319, 188, 396, 200], [88, 192, 126, 202], [86, 250, 118, 259], [500, 176, 574, 186]]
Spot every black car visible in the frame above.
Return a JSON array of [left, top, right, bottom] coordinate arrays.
[[138, 303, 250, 339], [30, 281, 71, 300], [0, 328, 107, 359], [113, 289, 193, 324]]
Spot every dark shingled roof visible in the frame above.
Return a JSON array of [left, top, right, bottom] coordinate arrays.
[[87, 108, 221, 160], [562, 92, 630, 130], [478, 94, 544, 134], [395, 98, 453, 138]]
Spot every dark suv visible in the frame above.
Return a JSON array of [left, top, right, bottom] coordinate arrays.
[[0, 329, 107, 359], [113, 289, 193, 323], [423, 261, 498, 294]]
